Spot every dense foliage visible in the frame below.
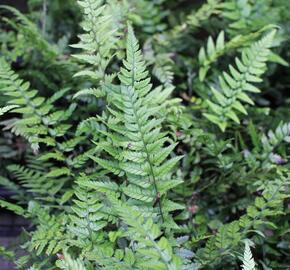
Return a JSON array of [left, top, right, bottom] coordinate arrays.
[[0, 0, 289, 269]]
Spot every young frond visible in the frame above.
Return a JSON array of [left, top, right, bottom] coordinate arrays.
[[204, 30, 276, 131], [241, 242, 255, 270]]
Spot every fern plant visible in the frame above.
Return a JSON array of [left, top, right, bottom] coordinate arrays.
[[0, 1, 289, 270]]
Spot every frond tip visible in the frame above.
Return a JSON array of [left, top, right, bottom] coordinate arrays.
[[241, 242, 255, 270]]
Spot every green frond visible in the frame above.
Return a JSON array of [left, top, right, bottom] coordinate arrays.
[[66, 174, 115, 252], [25, 202, 68, 256], [72, 0, 121, 90], [244, 122, 290, 168], [197, 172, 289, 266], [261, 122, 290, 154], [118, 24, 151, 93], [91, 25, 182, 223], [0, 175, 25, 198], [68, 186, 107, 241], [204, 30, 276, 131], [153, 54, 174, 87], [0, 200, 27, 217], [241, 242, 255, 270], [0, 58, 51, 150], [187, 0, 223, 30], [56, 252, 87, 270], [0, 5, 58, 60], [0, 2, 288, 269], [128, 0, 166, 34], [7, 164, 66, 199], [0, 246, 14, 261], [198, 27, 273, 81], [109, 197, 183, 270], [0, 105, 19, 116]]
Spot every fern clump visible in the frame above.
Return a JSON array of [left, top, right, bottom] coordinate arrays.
[[0, 1, 289, 269]]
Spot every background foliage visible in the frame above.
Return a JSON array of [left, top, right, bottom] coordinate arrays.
[[0, 0, 289, 269]]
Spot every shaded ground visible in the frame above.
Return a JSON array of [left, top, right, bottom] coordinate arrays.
[[0, 212, 28, 270], [0, 237, 16, 270]]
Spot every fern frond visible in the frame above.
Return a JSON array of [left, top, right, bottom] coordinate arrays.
[[0, 246, 14, 261], [28, 203, 68, 256], [92, 25, 182, 224], [186, 0, 222, 30], [0, 58, 82, 166], [129, 0, 167, 34], [56, 252, 87, 270], [261, 122, 290, 155], [71, 0, 120, 90], [241, 242, 255, 270], [222, 0, 253, 35], [0, 105, 19, 116], [0, 58, 51, 150], [109, 197, 182, 270], [153, 53, 174, 87], [197, 171, 289, 266], [0, 175, 26, 198], [7, 164, 66, 199], [204, 30, 276, 131], [66, 174, 118, 254], [198, 27, 273, 81], [0, 5, 58, 60], [0, 200, 27, 217], [68, 186, 107, 241], [244, 122, 290, 168]]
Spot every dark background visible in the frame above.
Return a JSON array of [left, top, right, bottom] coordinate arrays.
[[1, 0, 27, 11], [1, 2, 28, 269]]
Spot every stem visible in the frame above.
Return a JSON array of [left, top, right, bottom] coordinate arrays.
[[42, 0, 47, 36], [127, 34, 164, 222], [127, 90, 164, 222]]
